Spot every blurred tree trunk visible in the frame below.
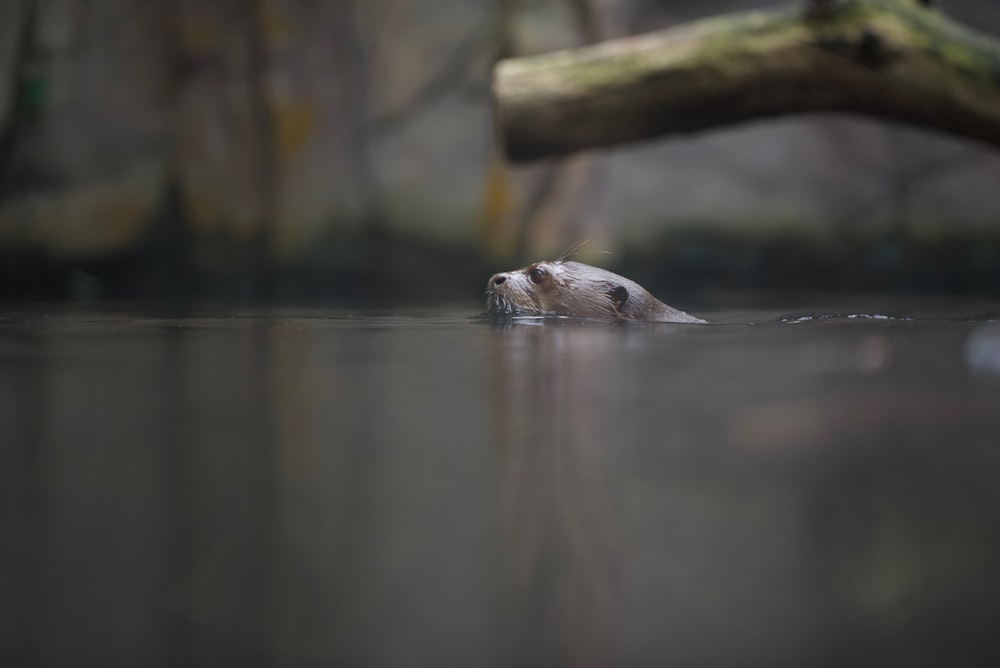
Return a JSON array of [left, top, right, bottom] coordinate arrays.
[[494, 0, 1000, 162], [0, 0, 381, 266], [482, 0, 624, 261], [0, 0, 169, 258], [170, 0, 379, 264], [0, 1, 31, 158]]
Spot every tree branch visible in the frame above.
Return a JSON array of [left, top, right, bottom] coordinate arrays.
[[492, 0, 1000, 162]]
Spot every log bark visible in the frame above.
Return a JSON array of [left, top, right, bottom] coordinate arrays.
[[492, 0, 1000, 162]]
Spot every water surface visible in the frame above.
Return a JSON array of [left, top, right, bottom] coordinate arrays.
[[2, 301, 1000, 667]]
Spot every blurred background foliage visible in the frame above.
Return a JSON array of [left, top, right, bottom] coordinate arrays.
[[1, 0, 999, 302]]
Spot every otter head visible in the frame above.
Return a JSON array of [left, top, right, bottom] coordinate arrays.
[[486, 260, 630, 319], [486, 255, 706, 323]]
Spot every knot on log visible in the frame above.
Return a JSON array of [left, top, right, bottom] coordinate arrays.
[[858, 28, 895, 67], [812, 27, 897, 68]]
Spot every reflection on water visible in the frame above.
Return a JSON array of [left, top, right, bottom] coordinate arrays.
[[2, 304, 1000, 667]]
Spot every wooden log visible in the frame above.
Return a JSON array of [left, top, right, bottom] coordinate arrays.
[[492, 0, 1000, 162]]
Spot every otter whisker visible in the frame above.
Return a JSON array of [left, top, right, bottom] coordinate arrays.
[[487, 291, 517, 315], [555, 238, 592, 264]]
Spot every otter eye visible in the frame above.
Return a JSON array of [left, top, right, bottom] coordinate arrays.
[[528, 267, 547, 284]]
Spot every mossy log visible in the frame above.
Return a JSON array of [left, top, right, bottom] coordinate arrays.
[[493, 0, 1000, 162]]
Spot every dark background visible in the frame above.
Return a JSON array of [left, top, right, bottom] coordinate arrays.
[[1, 0, 999, 303]]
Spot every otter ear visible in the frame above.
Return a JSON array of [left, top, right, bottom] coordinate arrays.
[[608, 285, 629, 311]]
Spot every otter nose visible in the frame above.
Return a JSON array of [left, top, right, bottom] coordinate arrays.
[[490, 273, 507, 287]]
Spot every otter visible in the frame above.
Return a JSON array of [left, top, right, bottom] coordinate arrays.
[[486, 256, 705, 324]]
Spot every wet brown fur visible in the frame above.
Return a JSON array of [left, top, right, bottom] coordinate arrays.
[[486, 259, 705, 324]]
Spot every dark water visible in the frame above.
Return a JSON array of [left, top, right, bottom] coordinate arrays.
[[2, 301, 1000, 667]]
